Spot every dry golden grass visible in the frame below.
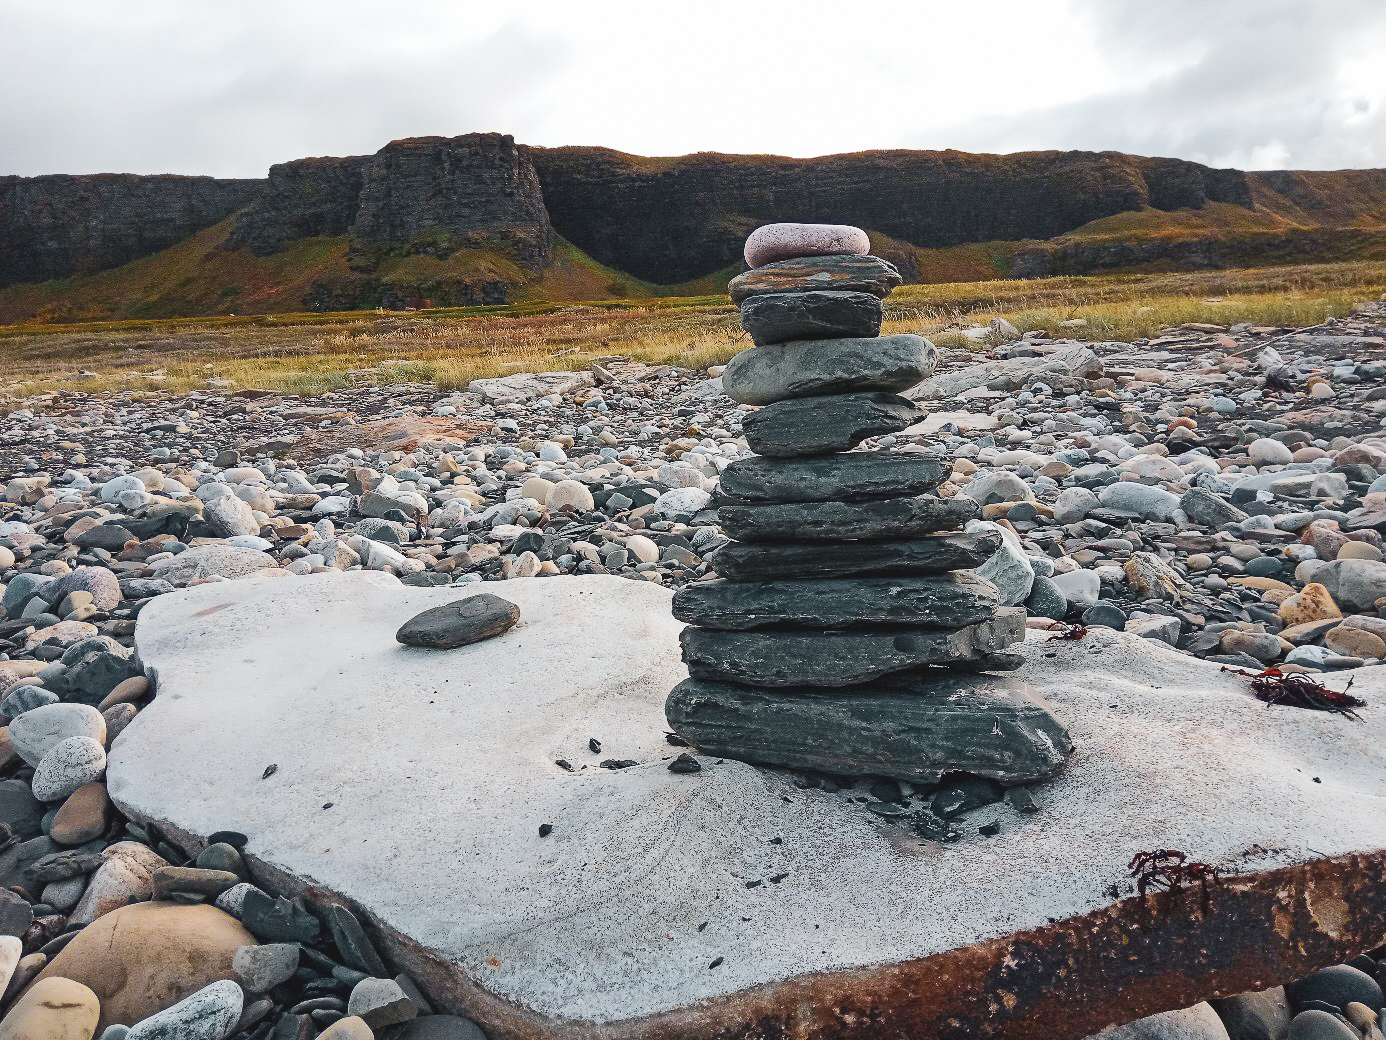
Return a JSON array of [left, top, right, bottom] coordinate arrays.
[[3, 261, 1384, 400]]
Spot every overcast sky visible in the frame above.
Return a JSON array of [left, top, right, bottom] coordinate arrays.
[[3, 0, 1384, 178]]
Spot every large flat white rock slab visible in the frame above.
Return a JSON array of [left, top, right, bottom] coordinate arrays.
[[111, 572, 1386, 1040]]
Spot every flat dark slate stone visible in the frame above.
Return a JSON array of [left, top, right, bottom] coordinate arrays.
[[719, 451, 948, 503], [718, 493, 979, 542], [742, 392, 923, 458], [728, 254, 903, 304], [396, 594, 520, 649], [666, 672, 1074, 785], [681, 607, 1026, 686], [722, 335, 936, 406], [710, 531, 1002, 580], [671, 573, 1000, 630], [739, 291, 883, 346]]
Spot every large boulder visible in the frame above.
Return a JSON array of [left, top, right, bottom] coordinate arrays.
[[34, 902, 254, 1030], [109, 572, 1386, 1040]]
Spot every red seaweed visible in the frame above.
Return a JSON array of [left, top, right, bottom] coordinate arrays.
[[1221, 665, 1364, 719]]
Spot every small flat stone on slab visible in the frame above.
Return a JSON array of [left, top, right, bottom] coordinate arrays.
[[728, 254, 903, 304], [396, 594, 520, 649], [741, 392, 922, 457], [722, 335, 936, 406], [739, 291, 883, 346], [710, 531, 1002, 581], [744, 223, 870, 268]]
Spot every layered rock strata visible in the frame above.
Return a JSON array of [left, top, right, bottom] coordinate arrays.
[[667, 224, 1073, 786]]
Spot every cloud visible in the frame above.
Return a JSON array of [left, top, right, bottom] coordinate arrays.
[[1, 0, 1382, 175], [0, 2, 572, 176], [908, 0, 1386, 169]]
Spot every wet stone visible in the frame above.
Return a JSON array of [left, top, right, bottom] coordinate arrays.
[[666, 672, 1073, 785], [718, 493, 978, 543], [395, 594, 520, 649], [718, 451, 948, 503], [680, 608, 1027, 686], [739, 291, 883, 346], [241, 890, 322, 944], [710, 531, 1002, 581], [741, 392, 923, 458], [671, 573, 1001, 631], [328, 903, 390, 978], [728, 253, 903, 304], [722, 334, 937, 406]]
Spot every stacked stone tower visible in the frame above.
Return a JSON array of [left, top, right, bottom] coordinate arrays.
[[666, 223, 1072, 789]]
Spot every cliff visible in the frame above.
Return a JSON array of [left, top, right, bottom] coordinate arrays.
[[527, 148, 1255, 284], [226, 155, 368, 255], [4, 136, 1385, 322], [349, 134, 552, 272], [0, 174, 263, 287], [229, 134, 552, 274]]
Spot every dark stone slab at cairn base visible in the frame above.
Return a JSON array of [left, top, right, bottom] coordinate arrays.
[[722, 335, 937, 406], [741, 392, 923, 458], [672, 573, 1000, 630], [718, 451, 949, 503], [728, 254, 904, 304], [719, 493, 979, 542], [681, 607, 1027, 686], [739, 290, 883, 346], [710, 531, 1002, 581], [666, 672, 1074, 785]]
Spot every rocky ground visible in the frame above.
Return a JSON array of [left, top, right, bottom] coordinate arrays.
[[0, 305, 1384, 1039]]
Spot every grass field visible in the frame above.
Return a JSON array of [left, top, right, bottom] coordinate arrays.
[[2, 261, 1384, 400]]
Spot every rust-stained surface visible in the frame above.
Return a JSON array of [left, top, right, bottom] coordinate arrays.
[[288, 416, 490, 463], [244, 839, 1386, 1040]]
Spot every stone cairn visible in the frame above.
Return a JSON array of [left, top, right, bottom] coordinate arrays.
[[666, 223, 1074, 795]]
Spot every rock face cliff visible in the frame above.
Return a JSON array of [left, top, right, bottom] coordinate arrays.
[[230, 133, 553, 273], [529, 148, 1254, 284], [4, 137, 1383, 309], [0, 174, 263, 288], [226, 156, 368, 255], [349, 134, 553, 272]]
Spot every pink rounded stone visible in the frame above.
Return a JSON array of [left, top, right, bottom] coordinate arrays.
[[744, 223, 870, 269]]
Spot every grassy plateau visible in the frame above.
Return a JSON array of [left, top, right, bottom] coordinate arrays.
[[2, 261, 1384, 401]]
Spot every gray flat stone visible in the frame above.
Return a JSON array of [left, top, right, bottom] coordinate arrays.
[[719, 451, 947, 504], [741, 392, 922, 458], [396, 594, 520, 649], [671, 573, 1000, 630], [719, 493, 978, 542], [328, 903, 390, 977], [728, 254, 903, 304], [710, 531, 1002, 581], [666, 671, 1073, 785], [125, 978, 243, 1040], [681, 607, 1027, 686], [722, 335, 936, 406], [738, 291, 882, 346]]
